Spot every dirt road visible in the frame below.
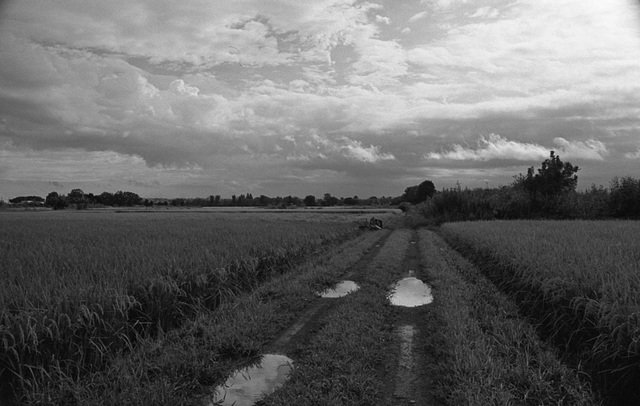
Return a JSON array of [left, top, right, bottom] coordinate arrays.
[[211, 224, 599, 405]]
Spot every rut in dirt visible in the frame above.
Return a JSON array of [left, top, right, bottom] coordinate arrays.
[[387, 229, 443, 406]]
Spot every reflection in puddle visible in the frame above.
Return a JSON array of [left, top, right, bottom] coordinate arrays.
[[319, 280, 360, 298], [211, 354, 293, 406], [388, 277, 433, 307]]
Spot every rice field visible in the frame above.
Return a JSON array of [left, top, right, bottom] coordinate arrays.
[[0, 210, 361, 401], [439, 220, 640, 404]]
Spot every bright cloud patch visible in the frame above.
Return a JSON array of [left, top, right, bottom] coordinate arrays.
[[428, 134, 608, 162], [340, 138, 395, 163]]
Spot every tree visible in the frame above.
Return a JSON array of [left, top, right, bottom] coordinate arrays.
[[323, 193, 338, 206], [9, 196, 44, 204], [45, 192, 68, 210], [416, 180, 436, 202], [515, 151, 579, 198], [67, 188, 87, 209], [303, 195, 316, 206], [402, 180, 436, 204]]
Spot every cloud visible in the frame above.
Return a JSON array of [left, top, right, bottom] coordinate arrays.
[[375, 15, 390, 25], [2, 0, 640, 197], [427, 134, 549, 161], [408, 11, 428, 22], [427, 134, 608, 162], [624, 148, 640, 160], [340, 138, 395, 163], [552, 138, 608, 161]]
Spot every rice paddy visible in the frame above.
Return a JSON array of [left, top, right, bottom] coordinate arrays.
[[439, 220, 640, 404], [0, 210, 361, 402]]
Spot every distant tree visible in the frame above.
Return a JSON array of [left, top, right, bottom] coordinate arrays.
[[258, 195, 271, 206], [402, 180, 435, 204], [344, 196, 358, 205], [609, 176, 640, 218], [67, 188, 87, 209], [9, 195, 44, 204], [111, 191, 142, 206], [323, 193, 338, 206], [416, 180, 436, 202], [45, 192, 68, 210], [303, 195, 316, 206], [98, 191, 114, 206], [515, 151, 579, 198], [402, 185, 420, 204]]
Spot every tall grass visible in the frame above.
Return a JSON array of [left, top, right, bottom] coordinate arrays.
[[439, 220, 640, 405], [0, 211, 358, 402]]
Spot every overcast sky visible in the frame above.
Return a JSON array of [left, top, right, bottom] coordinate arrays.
[[1, 0, 640, 199]]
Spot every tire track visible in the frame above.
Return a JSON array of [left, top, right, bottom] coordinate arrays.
[[389, 229, 444, 406]]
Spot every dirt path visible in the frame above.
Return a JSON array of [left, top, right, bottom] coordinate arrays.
[[213, 223, 600, 406], [388, 230, 444, 406], [253, 227, 444, 405], [265, 228, 394, 358]]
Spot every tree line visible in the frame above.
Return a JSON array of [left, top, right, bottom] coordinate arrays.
[[152, 193, 397, 208], [419, 151, 640, 221], [3, 151, 637, 218], [3, 190, 399, 210]]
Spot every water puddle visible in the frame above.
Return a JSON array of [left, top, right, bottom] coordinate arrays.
[[210, 354, 293, 406], [388, 277, 433, 307], [318, 280, 360, 298]]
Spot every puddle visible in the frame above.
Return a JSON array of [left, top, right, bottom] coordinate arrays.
[[210, 354, 293, 406], [319, 280, 360, 298], [388, 277, 433, 307]]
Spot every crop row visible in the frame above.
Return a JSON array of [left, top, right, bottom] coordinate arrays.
[[0, 211, 359, 402], [439, 220, 640, 405]]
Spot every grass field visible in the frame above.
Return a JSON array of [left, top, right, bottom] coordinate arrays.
[[439, 220, 640, 404], [0, 210, 376, 402]]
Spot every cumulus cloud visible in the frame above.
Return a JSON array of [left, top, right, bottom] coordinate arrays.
[[375, 15, 390, 25], [427, 134, 608, 162], [340, 138, 395, 163]]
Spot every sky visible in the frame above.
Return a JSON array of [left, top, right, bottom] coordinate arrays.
[[1, 0, 640, 199]]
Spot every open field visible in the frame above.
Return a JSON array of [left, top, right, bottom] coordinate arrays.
[[0, 210, 399, 402], [1, 212, 622, 405], [439, 220, 640, 404]]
